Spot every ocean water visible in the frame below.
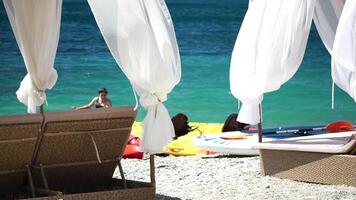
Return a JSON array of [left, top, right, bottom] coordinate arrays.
[[0, 0, 355, 127]]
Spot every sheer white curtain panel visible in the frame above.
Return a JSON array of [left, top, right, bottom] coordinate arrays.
[[313, 0, 345, 54], [230, 0, 316, 124], [3, 0, 62, 113], [332, 0, 356, 102], [88, 0, 181, 153]]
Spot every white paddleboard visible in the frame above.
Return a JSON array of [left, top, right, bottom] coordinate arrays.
[[194, 131, 276, 156]]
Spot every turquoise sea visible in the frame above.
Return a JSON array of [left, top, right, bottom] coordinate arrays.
[[0, 0, 355, 127]]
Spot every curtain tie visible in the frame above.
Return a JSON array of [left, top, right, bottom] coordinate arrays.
[[139, 92, 167, 108]]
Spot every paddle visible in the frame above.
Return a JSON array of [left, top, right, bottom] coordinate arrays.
[[325, 120, 354, 132], [244, 125, 323, 135], [244, 120, 355, 135]]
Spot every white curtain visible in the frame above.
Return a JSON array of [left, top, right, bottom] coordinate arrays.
[[332, 0, 356, 102], [313, 0, 356, 103], [313, 0, 345, 54], [3, 0, 62, 113], [230, 0, 316, 124], [88, 0, 181, 153]]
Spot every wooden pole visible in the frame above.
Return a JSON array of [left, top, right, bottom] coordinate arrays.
[[40, 104, 44, 115], [31, 104, 45, 166], [150, 154, 156, 188], [258, 104, 262, 143]]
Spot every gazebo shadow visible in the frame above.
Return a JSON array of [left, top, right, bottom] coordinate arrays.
[[156, 194, 182, 200], [201, 154, 257, 159]]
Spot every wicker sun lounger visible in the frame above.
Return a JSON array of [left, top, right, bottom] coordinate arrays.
[[255, 131, 356, 187], [0, 106, 155, 199], [28, 106, 155, 199], [0, 114, 43, 198]]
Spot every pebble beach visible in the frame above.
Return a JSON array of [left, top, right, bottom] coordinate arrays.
[[119, 154, 356, 200]]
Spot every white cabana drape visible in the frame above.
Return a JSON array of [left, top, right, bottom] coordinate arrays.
[[3, 0, 62, 113], [230, 0, 316, 124], [313, 0, 356, 103], [313, 0, 345, 54], [88, 0, 181, 153], [332, 0, 356, 102], [313, 0, 345, 108]]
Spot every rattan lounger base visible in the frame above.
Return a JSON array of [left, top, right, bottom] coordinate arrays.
[[260, 150, 356, 187], [8, 158, 156, 200], [0, 170, 27, 197], [11, 180, 154, 200]]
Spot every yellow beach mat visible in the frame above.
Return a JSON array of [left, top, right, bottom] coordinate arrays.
[[130, 122, 223, 156]]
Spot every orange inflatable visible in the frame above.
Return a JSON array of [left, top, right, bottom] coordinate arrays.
[[122, 135, 144, 159]]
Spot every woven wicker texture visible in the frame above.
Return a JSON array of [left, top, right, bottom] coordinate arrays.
[[0, 116, 41, 175], [0, 113, 42, 140], [36, 107, 136, 165], [31, 162, 155, 200], [260, 150, 356, 187], [92, 128, 130, 159], [0, 124, 41, 140], [0, 139, 36, 171], [0, 114, 41, 170], [31, 181, 154, 200], [44, 118, 133, 133], [33, 161, 117, 190], [0, 114, 42, 197], [38, 128, 131, 165], [0, 113, 42, 125], [44, 106, 136, 124], [25, 107, 149, 199]]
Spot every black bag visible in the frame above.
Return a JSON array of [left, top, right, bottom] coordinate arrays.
[[171, 113, 193, 139], [222, 113, 249, 132]]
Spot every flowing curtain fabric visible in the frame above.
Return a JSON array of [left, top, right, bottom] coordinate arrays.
[[3, 0, 62, 113], [230, 0, 316, 125], [88, 0, 181, 153], [313, 0, 345, 54], [313, 0, 356, 102], [332, 0, 356, 102]]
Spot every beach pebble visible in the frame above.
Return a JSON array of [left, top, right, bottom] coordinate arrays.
[[118, 154, 356, 200]]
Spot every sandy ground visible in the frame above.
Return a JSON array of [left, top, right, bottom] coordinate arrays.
[[117, 154, 356, 200]]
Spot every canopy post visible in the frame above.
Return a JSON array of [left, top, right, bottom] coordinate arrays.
[[150, 154, 155, 188], [31, 104, 45, 167], [40, 104, 44, 115], [258, 104, 262, 143]]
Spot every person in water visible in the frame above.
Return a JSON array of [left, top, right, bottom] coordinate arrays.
[[73, 87, 112, 110]]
